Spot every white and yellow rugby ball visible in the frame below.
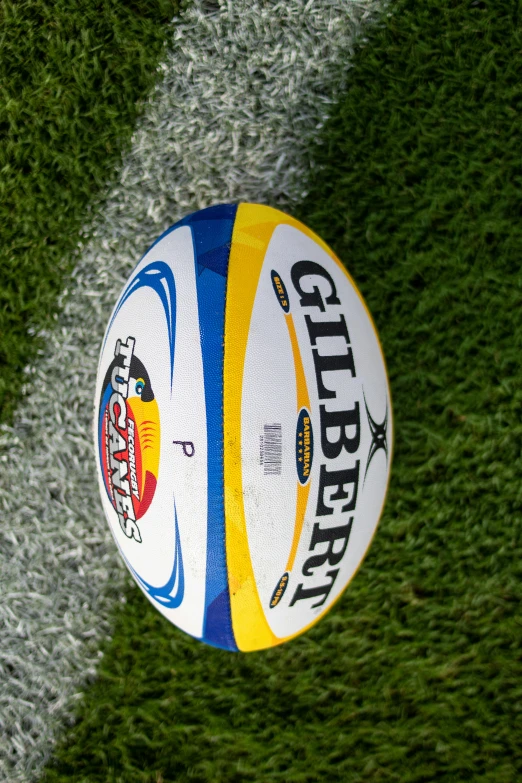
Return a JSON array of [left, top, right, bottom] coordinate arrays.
[[94, 203, 392, 652]]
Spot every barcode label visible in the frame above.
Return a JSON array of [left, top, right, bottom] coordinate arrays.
[[261, 424, 282, 475]]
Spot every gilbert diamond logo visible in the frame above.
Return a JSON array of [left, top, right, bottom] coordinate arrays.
[[363, 390, 389, 482]]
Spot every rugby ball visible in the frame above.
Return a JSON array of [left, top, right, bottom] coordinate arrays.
[[93, 203, 392, 652]]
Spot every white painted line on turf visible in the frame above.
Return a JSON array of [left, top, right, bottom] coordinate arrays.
[[0, 1, 390, 780]]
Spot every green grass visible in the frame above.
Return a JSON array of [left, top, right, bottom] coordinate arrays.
[[40, 0, 522, 781], [0, 0, 180, 423]]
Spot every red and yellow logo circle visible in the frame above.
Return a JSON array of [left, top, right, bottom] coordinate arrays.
[[98, 336, 160, 542]]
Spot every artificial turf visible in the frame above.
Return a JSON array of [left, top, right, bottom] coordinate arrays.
[[38, 0, 522, 781], [0, 0, 180, 423]]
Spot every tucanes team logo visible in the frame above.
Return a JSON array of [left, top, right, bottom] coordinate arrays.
[[98, 335, 160, 544]]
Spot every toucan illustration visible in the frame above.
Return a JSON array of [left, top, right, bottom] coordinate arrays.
[[99, 351, 160, 519]]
